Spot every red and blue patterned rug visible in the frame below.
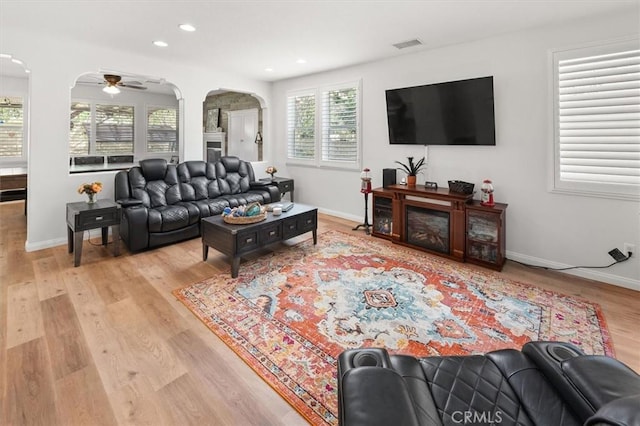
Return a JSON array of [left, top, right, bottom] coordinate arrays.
[[173, 230, 613, 425]]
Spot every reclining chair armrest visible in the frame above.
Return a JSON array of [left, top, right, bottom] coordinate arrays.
[[585, 395, 640, 426], [116, 198, 144, 208], [120, 205, 149, 252], [339, 367, 421, 426], [248, 181, 281, 203], [561, 355, 640, 414], [249, 181, 269, 188]]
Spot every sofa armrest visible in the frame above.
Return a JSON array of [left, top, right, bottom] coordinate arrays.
[[562, 355, 640, 412], [117, 198, 144, 208], [119, 205, 149, 251], [249, 181, 270, 188], [339, 367, 421, 426], [585, 395, 640, 426]]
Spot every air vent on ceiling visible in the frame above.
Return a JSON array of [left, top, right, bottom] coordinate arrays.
[[393, 39, 423, 50]]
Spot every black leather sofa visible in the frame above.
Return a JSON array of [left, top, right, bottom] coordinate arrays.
[[114, 156, 280, 251], [338, 341, 640, 426]]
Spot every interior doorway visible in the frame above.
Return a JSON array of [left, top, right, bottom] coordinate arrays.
[[227, 108, 259, 161]]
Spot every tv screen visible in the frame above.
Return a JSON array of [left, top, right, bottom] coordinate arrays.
[[386, 76, 496, 146]]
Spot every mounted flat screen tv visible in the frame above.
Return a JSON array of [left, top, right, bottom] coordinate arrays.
[[386, 76, 496, 146]]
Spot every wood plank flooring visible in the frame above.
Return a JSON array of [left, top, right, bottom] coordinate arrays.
[[1, 200, 639, 425]]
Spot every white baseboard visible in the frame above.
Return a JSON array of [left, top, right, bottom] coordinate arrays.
[[317, 207, 362, 224], [506, 251, 640, 292], [25, 237, 67, 252], [25, 229, 114, 252]]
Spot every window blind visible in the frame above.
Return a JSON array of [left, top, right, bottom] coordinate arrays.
[[147, 106, 178, 153], [287, 93, 315, 160], [557, 47, 640, 187], [0, 97, 23, 158], [69, 102, 91, 155], [95, 104, 134, 154], [321, 87, 358, 163]]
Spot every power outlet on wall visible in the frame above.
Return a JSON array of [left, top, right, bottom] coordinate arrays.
[[623, 243, 635, 257]]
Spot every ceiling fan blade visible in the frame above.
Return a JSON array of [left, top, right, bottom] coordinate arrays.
[[119, 84, 147, 90]]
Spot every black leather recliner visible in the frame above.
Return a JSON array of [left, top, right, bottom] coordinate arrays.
[[338, 341, 640, 426], [114, 156, 280, 251]]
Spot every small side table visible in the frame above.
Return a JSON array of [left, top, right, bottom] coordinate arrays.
[[260, 177, 294, 202], [66, 200, 121, 267]]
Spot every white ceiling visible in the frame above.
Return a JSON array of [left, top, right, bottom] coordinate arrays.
[[1, 0, 638, 82]]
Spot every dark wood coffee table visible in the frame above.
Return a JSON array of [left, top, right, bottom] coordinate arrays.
[[201, 203, 317, 277]]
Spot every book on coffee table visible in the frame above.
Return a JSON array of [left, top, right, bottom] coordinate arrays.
[[266, 202, 294, 212]]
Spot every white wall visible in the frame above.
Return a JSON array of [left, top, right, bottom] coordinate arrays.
[[272, 12, 640, 289], [3, 29, 272, 252]]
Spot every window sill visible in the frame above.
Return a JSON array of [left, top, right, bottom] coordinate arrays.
[[550, 187, 640, 202], [69, 163, 136, 174]]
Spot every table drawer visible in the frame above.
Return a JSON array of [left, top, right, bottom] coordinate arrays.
[[279, 180, 294, 192], [259, 223, 282, 245], [282, 211, 316, 239], [298, 211, 316, 232], [237, 230, 259, 253], [76, 210, 119, 229]]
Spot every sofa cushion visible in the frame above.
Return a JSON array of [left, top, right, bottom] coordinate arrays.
[[216, 156, 251, 195], [148, 205, 193, 232], [140, 158, 169, 181], [419, 355, 534, 425], [178, 161, 221, 201]]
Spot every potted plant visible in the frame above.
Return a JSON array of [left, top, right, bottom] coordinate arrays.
[[395, 156, 426, 186]]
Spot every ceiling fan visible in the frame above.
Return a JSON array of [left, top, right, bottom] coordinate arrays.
[[101, 74, 147, 94]]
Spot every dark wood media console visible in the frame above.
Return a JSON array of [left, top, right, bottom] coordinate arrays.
[[372, 184, 507, 270]]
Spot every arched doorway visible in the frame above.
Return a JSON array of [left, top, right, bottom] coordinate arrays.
[[203, 90, 264, 162]]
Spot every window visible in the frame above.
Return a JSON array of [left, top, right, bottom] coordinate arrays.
[[552, 38, 640, 200], [287, 81, 361, 169], [0, 96, 25, 160], [321, 85, 358, 164], [147, 105, 178, 153], [70, 102, 91, 156], [70, 102, 134, 155], [287, 91, 316, 160]]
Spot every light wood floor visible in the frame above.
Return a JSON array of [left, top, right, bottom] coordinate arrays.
[[1, 200, 638, 425]]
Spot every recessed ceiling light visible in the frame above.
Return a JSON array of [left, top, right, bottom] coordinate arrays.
[[179, 24, 196, 32], [265, 68, 274, 72], [296, 59, 307, 64], [0, 53, 12, 59], [25, 69, 31, 74], [153, 40, 169, 47], [11, 58, 23, 65]]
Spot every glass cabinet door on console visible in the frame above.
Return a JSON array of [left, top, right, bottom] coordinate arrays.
[[465, 201, 507, 271], [372, 191, 393, 238]]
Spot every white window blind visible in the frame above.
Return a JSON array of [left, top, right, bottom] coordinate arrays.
[[70, 102, 134, 156], [95, 104, 134, 154], [287, 92, 315, 160], [321, 86, 358, 164], [0, 97, 24, 158], [147, 106, 178, 153], [70, 102, 91, 155], [553, 39, 640, 199]]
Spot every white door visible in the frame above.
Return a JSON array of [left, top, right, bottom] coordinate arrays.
[[227, 108, 259, 161]]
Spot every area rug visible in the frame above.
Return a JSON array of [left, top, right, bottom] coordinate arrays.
[[173, 230, 613, 426]]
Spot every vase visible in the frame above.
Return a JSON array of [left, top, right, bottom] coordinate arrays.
[[407, 175, 417, 186], [87, 193, 97, 204], [270, 174, 276, 181]]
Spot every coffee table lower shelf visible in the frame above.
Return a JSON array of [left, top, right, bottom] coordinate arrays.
[[201, 204, 318, 277]]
